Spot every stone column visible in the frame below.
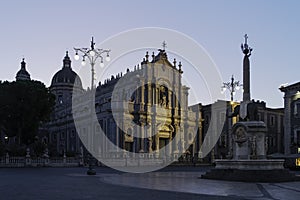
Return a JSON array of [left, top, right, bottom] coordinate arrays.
[[155, 135, 159, 152], [63, 151, 66, 164], [156, 88, 159, 105], [152, 86, 156, 104], [243, 55, 250, 102], [135, 125, 139, 152], [178, 71, 182, 110], [147, 83, 152, 106], [276, 115, 281, 152], [25, 148, 31, 166], [148, 137, 153, 153], [284, 93, 292, 155], [174, 125, 179, 153], [44, 148, 49, 166], [168, 135, 172, 159], [139, 124, 144, 152], [180, 139, 185, 154], [141, 80, 145, 106], [116, 124, 119, 152], [79, 146, 84, 166], [228, 109, 233, 158], [155, 134, 160, 158], [168, 90, 171, 109], [198, 123, 203, 158], [5, 153, 9, 164]]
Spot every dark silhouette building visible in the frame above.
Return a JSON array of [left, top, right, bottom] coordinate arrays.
[[280, 82, 300, 154], [16, 58, 31, 81]]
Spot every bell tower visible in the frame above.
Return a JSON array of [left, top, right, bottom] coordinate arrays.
[[16, 58, 31, 81]]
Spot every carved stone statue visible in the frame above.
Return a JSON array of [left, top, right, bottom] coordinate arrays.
[[229, 101, 258, 121], [159, 86, 168, 107]]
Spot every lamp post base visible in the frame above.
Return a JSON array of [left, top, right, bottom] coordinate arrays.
[[87, 168, 96, 175]]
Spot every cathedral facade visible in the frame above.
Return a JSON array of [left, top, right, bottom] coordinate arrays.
[[47, 50, 201, 159]]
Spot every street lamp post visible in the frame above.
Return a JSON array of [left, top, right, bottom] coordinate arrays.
[[74, 37, 111, 89], [221, 75, 242, 102], [221, 75, 242, 158], [73, 37, 110, 175]]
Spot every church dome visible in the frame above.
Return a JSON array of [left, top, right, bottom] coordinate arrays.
[[16, 58, 31, 81], [51, 51, 82, 89]]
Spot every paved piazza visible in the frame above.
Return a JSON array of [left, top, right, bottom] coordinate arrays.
[[0, 166, 299, 200]]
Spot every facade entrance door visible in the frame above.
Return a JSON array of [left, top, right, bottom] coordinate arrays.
[[125, 142, 133, 152], [159, 138, 170, 158]]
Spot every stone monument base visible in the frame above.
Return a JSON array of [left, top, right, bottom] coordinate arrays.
[[201, 159, 300, 182], [215, 159, 285, 170]]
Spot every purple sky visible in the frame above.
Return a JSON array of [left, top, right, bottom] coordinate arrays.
[[0, 0, 299, 108]]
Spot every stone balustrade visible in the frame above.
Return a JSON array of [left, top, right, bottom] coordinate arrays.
[[0, 149, 84, 167]]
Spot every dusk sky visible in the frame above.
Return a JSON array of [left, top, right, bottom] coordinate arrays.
[[0, 0, 299, 108]]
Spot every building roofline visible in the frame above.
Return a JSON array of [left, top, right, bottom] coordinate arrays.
[[279, 81, 300, 92]]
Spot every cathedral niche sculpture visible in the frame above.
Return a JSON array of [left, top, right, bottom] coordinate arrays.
[[159, 85, 168, 107]]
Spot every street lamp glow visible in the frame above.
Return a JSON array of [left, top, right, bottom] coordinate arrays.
[[100, 61, 104, 68], [221, 87, 226, 94], [81, 60, 86, 66], [105, 54, 110, 62], [74, 54, 80, 61], [89, 50, 95, 56]]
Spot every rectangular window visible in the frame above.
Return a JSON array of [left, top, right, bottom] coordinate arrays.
[[60, 132, 65, 140], [294, 103, 300, 115], [53, 133, 57, 140], [58, 94, 63, 104], [269, 137, 275, 147], [270, 115, 275, 126], [257, 113, 261, 121], [297, 131, 300, 144], [296, 158, 300, 167], [71, 130, 75, 138]]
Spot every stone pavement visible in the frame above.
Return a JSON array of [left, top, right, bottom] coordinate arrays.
[[100, 171, 300, 200], [0, 167, 299, 200]]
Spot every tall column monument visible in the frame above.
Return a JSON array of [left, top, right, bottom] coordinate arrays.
[[239, 34, 257, 121], [241, 34, 252, 102], [202, 35, 298, 182]]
